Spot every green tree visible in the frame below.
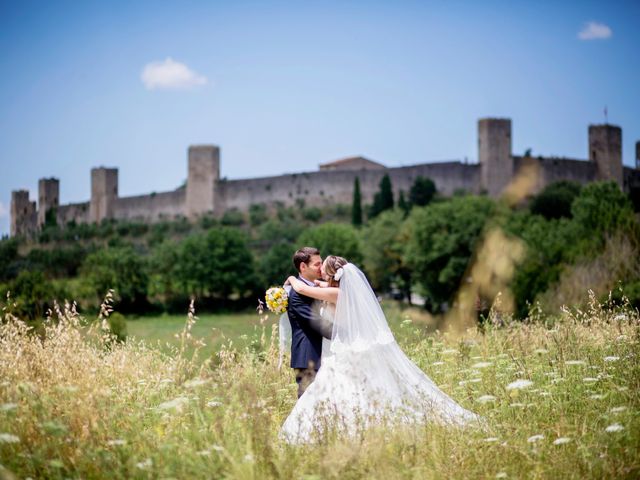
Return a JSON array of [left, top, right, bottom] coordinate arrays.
[[361, 209, 412, 300], [171, 227, 257, 299], [352, 177, 363, 226], [81, 246, 149, 311], [369, 174, 394, 219], [404, 196, 495, 312], [298, 223, 363, 264], [529, 180, 582, 220], [258, 241, 297, 287], [6, 270, 67, 320], [571, 181, 639, 249], [398, 191, 410, 217], [409, 176, 436, 208]]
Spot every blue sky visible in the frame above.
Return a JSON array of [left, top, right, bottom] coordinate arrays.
[[1, 0, 639, 236]]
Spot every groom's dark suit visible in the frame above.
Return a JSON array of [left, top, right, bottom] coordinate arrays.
[[287, 276, 323, 398]]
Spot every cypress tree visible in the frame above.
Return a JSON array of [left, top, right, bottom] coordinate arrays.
[[352, 177, 363, 226], [379, 174, 394, 211]]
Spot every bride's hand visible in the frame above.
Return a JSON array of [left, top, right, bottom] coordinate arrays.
[[314, 280, 329, 288], [284, 276, 294, 286]]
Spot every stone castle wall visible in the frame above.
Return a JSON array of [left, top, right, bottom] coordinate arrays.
[[113, 188, 186, 221], [10, 119, 638, 237]]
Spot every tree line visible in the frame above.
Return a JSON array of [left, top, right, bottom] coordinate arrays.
[[1, 176, 639, 321]]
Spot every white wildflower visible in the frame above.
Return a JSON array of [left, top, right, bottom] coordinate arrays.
[[553, 437, 571, 445], [610, 406, 627, 413], [136, 458, 153, 469], [211, 445, 225, 452], [506, 379, 533, 390], [604, 356, 619, 362], [484, 437, 499, 443], [565, 360, 586, 366], [157, 396, 189, 412], [582, 377, 598, 383], [527, 434, 544, 443], [244, 453, 254, 462], [206, 400, 223, 407], [477, 395, 497, 404], [496, 473, 508, 479], [0, 433, 20, 443], [605, 423, 624, 432], [590, 394, 606, 400], [196, 450, 211, 456], [184, 378, 210, 389], [472, 362, 492, 369]]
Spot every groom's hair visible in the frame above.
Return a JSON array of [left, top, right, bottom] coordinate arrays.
[[293, 247, 320, 272]]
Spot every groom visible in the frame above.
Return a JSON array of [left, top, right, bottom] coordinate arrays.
[[287, 247, 324, 398]]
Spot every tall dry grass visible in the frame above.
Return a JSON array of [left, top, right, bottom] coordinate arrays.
[[0, 291, 639, 479]]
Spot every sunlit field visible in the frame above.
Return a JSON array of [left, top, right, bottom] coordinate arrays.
[[0, 297, 638, 479]]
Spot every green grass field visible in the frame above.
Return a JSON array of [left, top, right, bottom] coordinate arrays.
[[1, 300, 638, 479]]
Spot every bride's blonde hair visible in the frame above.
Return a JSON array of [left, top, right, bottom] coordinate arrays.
[[323, 255, 348, 287]]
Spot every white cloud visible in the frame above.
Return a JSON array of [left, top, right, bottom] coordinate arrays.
[[578, 21, 612, 40], [141, 58, 208, 90], [0, 201, 7, 218]]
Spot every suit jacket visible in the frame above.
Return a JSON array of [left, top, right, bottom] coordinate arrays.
[[287, 276, 323, 370]]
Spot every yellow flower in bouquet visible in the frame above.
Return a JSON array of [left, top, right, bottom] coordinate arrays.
[[265, 286, 288, 314]]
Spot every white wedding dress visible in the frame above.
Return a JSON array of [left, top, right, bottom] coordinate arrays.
[[280, 264, 480, 444]]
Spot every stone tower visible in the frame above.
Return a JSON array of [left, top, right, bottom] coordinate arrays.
[[588, 124, 622, 187], [90, 167, 118, 224], [38, 177, 60, 227], [10, 190, 37, 237], [186, 145, 220, 218], [478, 118, 513, 197]]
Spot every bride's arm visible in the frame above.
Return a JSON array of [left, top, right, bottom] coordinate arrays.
[[286, 276, 339, 304]]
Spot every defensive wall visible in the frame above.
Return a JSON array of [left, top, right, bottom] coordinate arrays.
[[9, 119, 640, 237]]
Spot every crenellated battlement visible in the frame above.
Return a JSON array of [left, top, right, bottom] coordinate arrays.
[[9, 118, 639, 237]]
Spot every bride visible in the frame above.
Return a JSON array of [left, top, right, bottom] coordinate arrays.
[[280, 255, 480, 444]]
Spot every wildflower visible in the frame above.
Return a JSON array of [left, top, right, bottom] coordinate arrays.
[[610, 406, 627, 413], [496, 473, 508, 479], [539, 391, 551, 397], [605, 423, 624, 432], [553, 437, 571, 445], [157, 397, 189, 412], [136, 458, 153, 469], [483, 437, 499, 443], [206, 400, 223, 407], [527, 434, 544, 443], [590, 394, 606, 400], [565, 360, 586, 366], [472, 362, 492, 369], [244, 453, 254, 462], [506, 379, 533, 390], [211, 445, 225, 452], [0, 433, 20, 443], [582, 377, 598, 383], [477, 395, 497, 404], [107, 439, 126, 446], [603, 356, 619, 362], [184, 378, 209, 389], [197, 450, 211, 456]]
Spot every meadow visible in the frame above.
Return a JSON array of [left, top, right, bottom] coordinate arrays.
[[0, 297, 638, 479]]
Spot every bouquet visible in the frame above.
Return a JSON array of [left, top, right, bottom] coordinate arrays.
[[265, 286, 288, 314]]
